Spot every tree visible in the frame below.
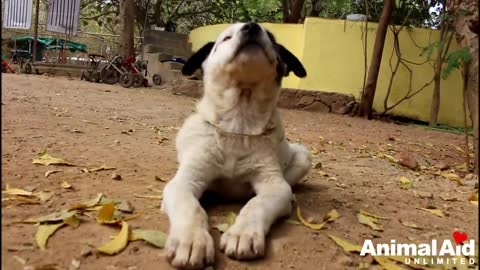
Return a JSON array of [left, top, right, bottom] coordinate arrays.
[[447, 0, 479, 174], [119, 0, 135, 56], [282, 0, 306, 23], [358, 0, 394, 118]]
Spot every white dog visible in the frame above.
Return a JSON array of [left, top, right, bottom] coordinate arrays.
[[161, 22, 312, 269]]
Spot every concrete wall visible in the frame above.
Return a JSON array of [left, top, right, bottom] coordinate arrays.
[[188, 18, 467, 128], [144, 30, 191, 59]]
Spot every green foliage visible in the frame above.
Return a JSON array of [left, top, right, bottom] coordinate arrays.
[[442, 47, 471, 79], [350, 0, 440, 27]]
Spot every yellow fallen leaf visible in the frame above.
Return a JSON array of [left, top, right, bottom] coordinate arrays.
[[400, 220, 423, 230], [285, 219, 301, 225], [3, 195, 40, 204], [130, 229, 167, 248], [32, 150, 74, 166], [399, 176, 413, 189], [69, 193, 103, 210], [417, 208, 444, 218], [451, 144, 465, 154], [441, 173, 464, 185], [2, 184, 33, 196], [325, 209, 341, 222], [471, 201, 478, 206], [64, 215, 80, 228], [88, 164, 116, 173], [97, 221, 129, 255], [97, 203, 116, 224], [327, 234, 362, 252], [213, 212, 237, 233], [13, 255, 27, 265], [469, 192, 478, 202], [82, 120, 98, 124], [359, 209, 389, 220], [384, 154, 398, 163], [296, 207, 327, 230], [45, 170, 61, 178], [60, 181, 72, 189], [374, 256, 404, 270], [36, 223, 65, 250], [134, 193, 162, 200], [35, 190, 54, 202], [357, 213, 383, 231]]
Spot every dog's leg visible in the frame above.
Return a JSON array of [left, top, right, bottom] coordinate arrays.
[[283, 143, 312, 186], [161, 163, 217, 269], [219, 170, 292, 260]]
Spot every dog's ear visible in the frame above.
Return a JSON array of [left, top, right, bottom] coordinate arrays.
[[181, 42, 215, 76], [276, 44, 307, 78]]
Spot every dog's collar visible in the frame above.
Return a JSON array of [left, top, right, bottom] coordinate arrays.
[[205, 120, 275, 137]]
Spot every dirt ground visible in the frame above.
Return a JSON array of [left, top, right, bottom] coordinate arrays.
[[1, 73, 478, 270]]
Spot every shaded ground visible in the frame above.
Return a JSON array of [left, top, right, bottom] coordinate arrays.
[[1, 74, 478, 270]]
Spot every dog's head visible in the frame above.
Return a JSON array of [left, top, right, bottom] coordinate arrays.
[[182, 22, 306, 85]]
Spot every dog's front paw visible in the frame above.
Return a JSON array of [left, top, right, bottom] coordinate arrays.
[[219, 221, 265, 260], [166, 227, 215, 269]]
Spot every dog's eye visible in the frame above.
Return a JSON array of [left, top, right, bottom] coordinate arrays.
[[222, 36, 231, 42]]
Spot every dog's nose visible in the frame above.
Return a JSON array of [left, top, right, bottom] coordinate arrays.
[[241, 23, 260, 36]]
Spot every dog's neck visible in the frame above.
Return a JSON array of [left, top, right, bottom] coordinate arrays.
[[197, 79, 280, 136]]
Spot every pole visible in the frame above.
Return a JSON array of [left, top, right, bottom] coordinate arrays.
[[141, 0, 150, 61], [32, 0, 40, 62]]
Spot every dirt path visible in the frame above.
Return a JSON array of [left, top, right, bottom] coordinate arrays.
[[1, 74, 478, 270]]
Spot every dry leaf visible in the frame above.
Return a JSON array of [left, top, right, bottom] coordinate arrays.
[[400, 220, 423, 230], [357, 212, 383, 231], [417, 208, 444, 218], [88, 164, 116, 172], [327, 234, 362, 253], [134, 194, 162, 200], [2, 184, 33, 196], [441, 173, 464, 185], [296, 208, 340, 230], [96, 221, 129, 255], [97, 203, 116, 224], [373, 256, 404, 270], [469, 192, 478, 202], [285, 219, 301, 225], [24, 210, 77, 223], [13, 255, 27, 265], [32, 150, 74, 166], [399, 176, 413, 189], [61, 181, 72, 189], [45, 170, 61, 178], [130, 229, 167, 248], [35, 190, 54, 202], [384, 154, 398, 163], [3, 195, 40, 204], [82, 120, 98, 124], [212, 212, 237, 233], [440, 195, 458, 201], [69, 193, 103, 210], [36, 223, 65, 250], [63, 216, 80, 228], [451, 144, 465, 154], [359, 209, 389, 220], [116, 200, 134, 213], [471, 201, 478, 206]]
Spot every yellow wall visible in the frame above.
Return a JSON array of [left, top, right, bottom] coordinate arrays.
[[188, 18, 467, 127]]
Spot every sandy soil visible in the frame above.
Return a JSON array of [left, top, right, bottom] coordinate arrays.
[[1, 73, 478, 270]]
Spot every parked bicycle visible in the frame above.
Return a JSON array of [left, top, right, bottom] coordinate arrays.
[[81, 54, 105, 83]]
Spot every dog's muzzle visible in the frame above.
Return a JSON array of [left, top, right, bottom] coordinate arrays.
[[241, 22, 260, 38]]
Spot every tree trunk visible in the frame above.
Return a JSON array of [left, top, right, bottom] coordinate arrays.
[[283, 0, 305, 23], [358, 0, 393, 118], [119, 0, 135, 57], [449, 0, 479, 174], [430, 24, 448, 127], [310, 0, 321, 17]]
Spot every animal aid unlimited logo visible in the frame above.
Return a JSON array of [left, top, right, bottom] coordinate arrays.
[[360, 231, 477, 266]]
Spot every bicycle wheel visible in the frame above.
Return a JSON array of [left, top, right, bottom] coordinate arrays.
[[23, 62, 32, 74], [152, 74, 162, 85], [132, 73, 144, 88], [119, 73, 134, 88], [100, 66, 119, 84]]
